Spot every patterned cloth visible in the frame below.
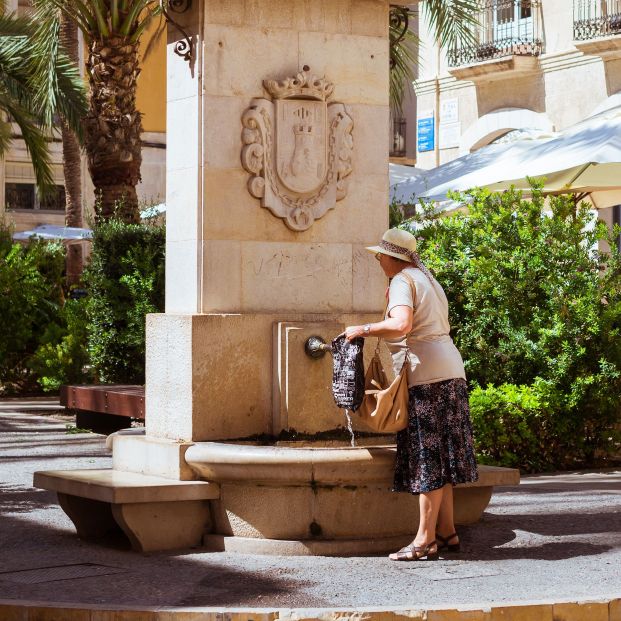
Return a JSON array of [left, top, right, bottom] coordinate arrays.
[[331, 334, 365, 412], [393, 378, 479, 494]]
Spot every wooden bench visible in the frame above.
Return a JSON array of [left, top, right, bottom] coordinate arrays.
[[60, 385, 145, 434], [34, 469, 220, 552]]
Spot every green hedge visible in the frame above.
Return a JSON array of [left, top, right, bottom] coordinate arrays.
[[83, 219, 165, 384], [405, 186, 621, 471]]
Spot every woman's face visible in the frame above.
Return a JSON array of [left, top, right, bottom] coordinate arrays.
[[376, 253, 407, 278]]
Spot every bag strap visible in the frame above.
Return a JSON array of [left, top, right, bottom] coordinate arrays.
[[375, 270, 417, 367]]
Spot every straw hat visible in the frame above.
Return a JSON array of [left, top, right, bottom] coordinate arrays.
[[366, 228, 417, 262]]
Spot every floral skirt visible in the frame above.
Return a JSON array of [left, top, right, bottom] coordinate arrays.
[[393, 378, 479, 495]]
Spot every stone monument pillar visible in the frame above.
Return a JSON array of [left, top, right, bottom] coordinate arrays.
[[36, 1, 520, 555], [143, 0, 390, 447]]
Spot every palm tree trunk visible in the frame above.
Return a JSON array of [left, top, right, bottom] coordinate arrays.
[[59, 12, 84, 286], [84, 36, 142, 223]]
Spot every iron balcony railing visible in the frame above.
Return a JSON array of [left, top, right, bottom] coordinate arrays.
[[574, 0, 621, 41], [448, 0, 543, 67], [390, 117, 407, 158]]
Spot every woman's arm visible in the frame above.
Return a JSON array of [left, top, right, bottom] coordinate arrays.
[[344, 305, 413, 341]]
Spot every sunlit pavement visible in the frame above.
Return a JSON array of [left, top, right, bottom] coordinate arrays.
[[0, 401, 620, 617]]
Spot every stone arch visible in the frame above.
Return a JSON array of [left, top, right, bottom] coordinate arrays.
[[459, 108, 554, 155]]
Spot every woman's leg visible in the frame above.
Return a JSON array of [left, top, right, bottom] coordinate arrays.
[[389, 486, 443, 560], [436, 483, 460, 546], [414, 486, 444, 546]]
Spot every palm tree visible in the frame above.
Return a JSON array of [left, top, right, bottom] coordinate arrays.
[[58, 12, 85, 285], [389, 1, 479, 114], [35, 0, 163, 223], [0, 2, 87, 194]]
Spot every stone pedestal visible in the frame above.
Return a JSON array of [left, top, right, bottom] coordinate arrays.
[[153, 0, 390, 443]]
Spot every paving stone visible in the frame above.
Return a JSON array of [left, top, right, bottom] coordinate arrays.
[[0, 405, 620, 613]]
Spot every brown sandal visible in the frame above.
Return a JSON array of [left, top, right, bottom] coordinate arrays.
[[389, 540, 438, 561], [436, 532, 461, 553]]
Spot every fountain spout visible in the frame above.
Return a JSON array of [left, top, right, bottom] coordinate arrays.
[[304, 335, 333, 359]]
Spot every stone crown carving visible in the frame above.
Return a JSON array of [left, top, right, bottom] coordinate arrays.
[[241, 65, 353, 232], [263, 66, 335, 101]]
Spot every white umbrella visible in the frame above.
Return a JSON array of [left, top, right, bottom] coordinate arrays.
[[140, 202, 166, 219], [12, 224, 93, 242], [389, 164, 424, 203], [487, 106, 621, 208], [395, 105, 621, 210], [391, 136, 555, 205]]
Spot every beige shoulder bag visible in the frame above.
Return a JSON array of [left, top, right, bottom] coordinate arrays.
[[357, 271, 415, 434]]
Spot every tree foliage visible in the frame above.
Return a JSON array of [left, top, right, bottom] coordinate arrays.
[[403, 187, 621, 470], [0, 1, 87, 192], [390, 1, 478, 112]]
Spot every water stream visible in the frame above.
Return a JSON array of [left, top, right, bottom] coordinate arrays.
[[343, 410, 356, 447]]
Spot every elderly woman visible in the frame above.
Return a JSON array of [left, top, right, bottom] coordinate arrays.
[[345, 228, 478, 561]]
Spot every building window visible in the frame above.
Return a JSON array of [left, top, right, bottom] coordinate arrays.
[[574, 0, 621, 40], [448, 0, 543, 67], [390, 117, 407, 158], [5, 183, 65, 211]]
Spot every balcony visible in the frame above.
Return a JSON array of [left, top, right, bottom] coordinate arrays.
[[448, 0, 543, 82], [574, 0, 621, 58]]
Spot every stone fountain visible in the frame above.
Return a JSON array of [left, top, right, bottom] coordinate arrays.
[[35, 0, 519, 555]]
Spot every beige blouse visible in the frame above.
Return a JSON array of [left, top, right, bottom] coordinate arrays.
[[384, 267, 466, 387]]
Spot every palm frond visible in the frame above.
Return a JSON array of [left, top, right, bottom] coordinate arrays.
[[0, 92, 54, 190], [390, 28, 418, 115], [421, 0, 479, 49], [389, 1, 480, 111], [29, 0, 88, 134], [0, 11, 31, 36], [0, 118, 12, 157]]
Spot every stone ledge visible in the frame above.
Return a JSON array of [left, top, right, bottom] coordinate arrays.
[[33, 469, 220, 504], [449, 55, 541, 83], [575, 35, 621, 60], [0, 597, 619, 620]]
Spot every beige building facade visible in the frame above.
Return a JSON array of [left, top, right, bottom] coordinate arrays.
[[400, 0, 621, 167], [0, 0, 166, 233], [394, 0, 621, 233]]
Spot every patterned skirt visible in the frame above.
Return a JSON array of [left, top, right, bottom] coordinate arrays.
[[393, 378, 479, 495]]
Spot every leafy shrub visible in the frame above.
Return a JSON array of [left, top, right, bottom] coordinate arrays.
[[404, 186, 621, 470], [0, 224, 66, 394], [29, 298, 92, 392], [83, 218, 165, 383]]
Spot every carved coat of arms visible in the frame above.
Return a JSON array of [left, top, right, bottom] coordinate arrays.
[[241, 66, 354, 231]]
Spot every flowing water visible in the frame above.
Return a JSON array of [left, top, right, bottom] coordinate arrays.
[[343, 410, 356, 447]]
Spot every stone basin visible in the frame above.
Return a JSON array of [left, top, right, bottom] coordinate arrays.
[[185, 441, 520, 556]]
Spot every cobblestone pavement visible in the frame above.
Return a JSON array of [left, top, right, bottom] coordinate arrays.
[[1, 401, 620, 609]]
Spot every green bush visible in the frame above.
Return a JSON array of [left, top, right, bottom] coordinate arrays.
[[0, 224, 66, 394], [405, 186, 621, 470], [29, 298, 92, 392], [83, 218, 165, 384]]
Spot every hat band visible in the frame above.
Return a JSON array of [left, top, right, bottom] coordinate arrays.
[[379, 239, 415, 261]]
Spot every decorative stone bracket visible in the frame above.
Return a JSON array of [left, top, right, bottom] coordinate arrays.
[[241, 66, 354, 231]]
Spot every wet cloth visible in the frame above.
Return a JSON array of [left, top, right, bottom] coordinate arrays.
[[393, 378, 479, 494], [384, 267, 466, 387], [331, 334, 365, 411]]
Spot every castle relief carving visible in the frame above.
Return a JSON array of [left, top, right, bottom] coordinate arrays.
[[241, 66, 354, 231]]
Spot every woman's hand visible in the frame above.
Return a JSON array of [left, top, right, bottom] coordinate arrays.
[[345, 325, 365, 341]]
